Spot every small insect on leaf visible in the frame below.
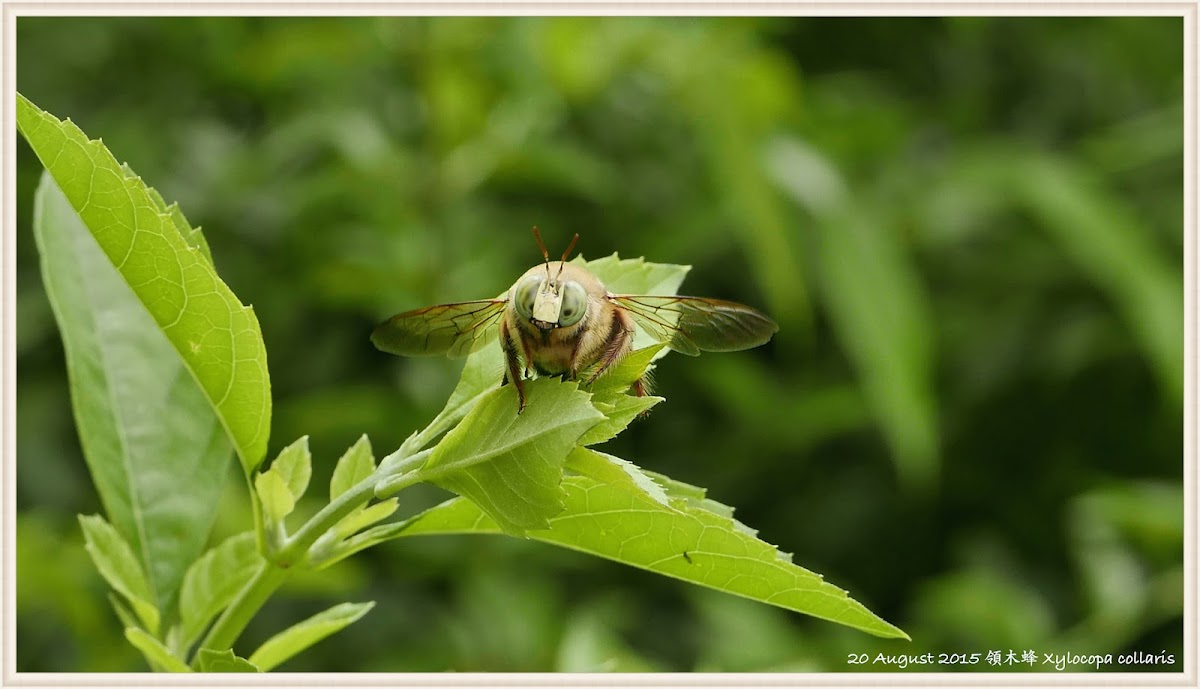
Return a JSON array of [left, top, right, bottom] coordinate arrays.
[[372, 229, 779, 411]]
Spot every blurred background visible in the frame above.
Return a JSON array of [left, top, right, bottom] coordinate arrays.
[[16, 17, 1183, 672]]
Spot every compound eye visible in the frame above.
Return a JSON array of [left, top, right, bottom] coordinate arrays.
[[559, 281, 587, 327], [514, 274, 543, 319]]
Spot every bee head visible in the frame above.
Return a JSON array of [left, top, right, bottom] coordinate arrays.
[[514, 267, 589, 331], [519, 228, 585, 330]]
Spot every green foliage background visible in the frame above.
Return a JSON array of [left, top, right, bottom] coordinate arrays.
[[16, 16, 1183, 672]]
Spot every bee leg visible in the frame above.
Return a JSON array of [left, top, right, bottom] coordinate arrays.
[[630, 376, 657, 419], [519, 337, 535, 379], [584, 309, 635, 386], [587, 316, 655, 420], [500, 319, 527, 413], [567, 339, 584, 380]]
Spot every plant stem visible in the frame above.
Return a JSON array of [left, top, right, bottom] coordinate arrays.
[[374, 449, 434, 498], [192, 448, 434, 663], [192, 561, 287, 666], [247, 473, 267, 555], [275, 474, 381, 564]]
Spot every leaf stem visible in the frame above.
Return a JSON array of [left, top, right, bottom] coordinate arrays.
[[375, 449, 433, 497], [192, 561, 286, 666], [275, 472, 385, 564], [192, 447, 434, 663], [247, 473, 267, 554], [192, 482, 372, 662]]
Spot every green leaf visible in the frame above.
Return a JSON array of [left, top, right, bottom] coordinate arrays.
[[17, 93, 272, 473], [255, 471, 295, 524], [392, 468, 908, 639], [579, 395, 661, 446], [270, 436, 312, 502], [642, 469, 708, 502], [125, 627, 191, 672], [573, 253, 690, 296], [643, 470, 744, 524], [132, 165, 213, 266], [645, 471, 770, 544], [579, 451, 766, 540], [247, 441, 308, 540], [79, 514, 160, 634], [334, 499, 399, 539], [578, 344, 666, 446], [330, 435, 375, 500], [247, 602, 375, 672], [409, 379, 604, 535], [565, 448, 671, 508], [165, 624, 186, 660], [35, 173, 230, 617], [323, 436, 389, 544], [196, 648, 261, 672], [178, 532, 262, 648]]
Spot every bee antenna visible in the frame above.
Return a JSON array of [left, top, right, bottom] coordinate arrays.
[[556, 233, 579, 280], [560, 233, 579, 263], [532, 226, 552, 263], [531, 226, 551, 279]]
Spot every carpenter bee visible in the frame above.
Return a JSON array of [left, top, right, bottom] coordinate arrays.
[[372, 229, 778, 412]]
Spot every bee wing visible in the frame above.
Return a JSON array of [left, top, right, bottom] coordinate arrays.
[[371, 299, 508, 358], [609, 295, 779, 356]]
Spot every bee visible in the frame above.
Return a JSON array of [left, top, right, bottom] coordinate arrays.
[[371, 228, 778, 412]]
